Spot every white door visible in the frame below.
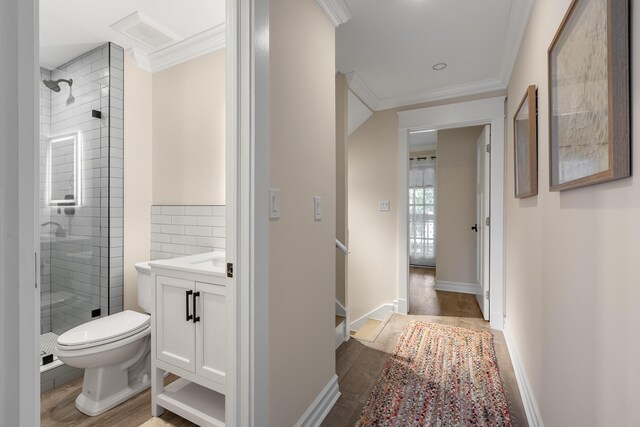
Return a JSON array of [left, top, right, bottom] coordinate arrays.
[[476, 125, 491, 320], [195, 281, 227, 387], [156, 276, 196, 372]]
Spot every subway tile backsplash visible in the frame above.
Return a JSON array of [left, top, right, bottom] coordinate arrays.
[[150, 205, 226, 260]]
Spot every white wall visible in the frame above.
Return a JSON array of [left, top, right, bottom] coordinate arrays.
[[152, 50, 226, 206], [124, 54, 153, 311], [505, 0, 640, 424], [436, 126, 482, 285], [268, 0, 336, 425]]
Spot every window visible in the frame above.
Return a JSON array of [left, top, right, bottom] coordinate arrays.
[[409, 157, 436, 266]]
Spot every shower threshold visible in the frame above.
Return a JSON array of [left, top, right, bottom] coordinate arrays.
[[40, 332, 63, 373]]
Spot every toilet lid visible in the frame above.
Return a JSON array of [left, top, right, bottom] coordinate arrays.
[[58, 310, 150, 348]]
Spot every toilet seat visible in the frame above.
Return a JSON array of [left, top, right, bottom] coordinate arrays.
[[58, 311, 150, 350]]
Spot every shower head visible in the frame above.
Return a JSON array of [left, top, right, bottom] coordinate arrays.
[[42, 78, 73, 92]]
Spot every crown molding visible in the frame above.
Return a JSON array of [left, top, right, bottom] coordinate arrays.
[[316, 0, 353, 27], [129, 48, 152, 72], [347, 71, 506, 112], [131, 24, 226, 73], [499, 0, 535, 86], [345, 72, 378, 111], [377, 78, 506, 111]]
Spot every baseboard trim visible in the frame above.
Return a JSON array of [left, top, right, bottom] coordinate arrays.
[[503, 320, 544, 427], [434, 280, 477, 294], [349, 303, 395, 331], [394, 298, 408, 315], [293, 374, 340, 427]]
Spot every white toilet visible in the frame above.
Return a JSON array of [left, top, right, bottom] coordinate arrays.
[[55, 261, 153, 416]]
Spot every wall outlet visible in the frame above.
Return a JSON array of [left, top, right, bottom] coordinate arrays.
[[269, 189, 281, 219], [314, 196, 322, 221], [378, 200, 390, 212]]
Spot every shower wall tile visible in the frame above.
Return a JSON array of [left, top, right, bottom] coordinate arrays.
[[46, 43, 125, 335], [150, 206, 226, 260], [109, 43, 125, 315]]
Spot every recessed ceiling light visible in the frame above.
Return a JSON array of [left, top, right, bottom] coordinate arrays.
[[432, 63, 447, 71]]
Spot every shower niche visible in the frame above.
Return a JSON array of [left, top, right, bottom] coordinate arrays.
[[39, 42, 125, 391]]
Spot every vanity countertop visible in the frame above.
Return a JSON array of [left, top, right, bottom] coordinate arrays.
[[149, 251, 226, 277]]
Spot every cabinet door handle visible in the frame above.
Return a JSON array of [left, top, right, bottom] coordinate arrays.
[[193, 291, 200, 323], [185, 290, 193, 321]]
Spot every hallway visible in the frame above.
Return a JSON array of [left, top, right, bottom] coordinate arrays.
[[324, 267, 525, 426], [323, 312, 527, 426], [409, 266, 483, 318]]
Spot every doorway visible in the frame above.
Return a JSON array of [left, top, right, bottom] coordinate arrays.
[[407, 125, 489, 320], [397, 97, 506, 330]]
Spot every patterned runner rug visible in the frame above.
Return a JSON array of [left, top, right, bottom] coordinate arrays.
[[356, 321, 512, 427]]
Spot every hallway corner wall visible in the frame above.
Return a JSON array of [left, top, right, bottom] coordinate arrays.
[[504, 0, 640, 424], [268, 0, 337, 425]]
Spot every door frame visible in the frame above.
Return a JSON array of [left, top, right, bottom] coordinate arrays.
[[5, 0, 266, 424], [230, 0, 270, 425], [397, 97, 506, 330], [1, 0, 40, 425]]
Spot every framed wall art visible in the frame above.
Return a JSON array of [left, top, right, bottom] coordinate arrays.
[[514, 85, 538, 198], [548, 0, 630, 191]]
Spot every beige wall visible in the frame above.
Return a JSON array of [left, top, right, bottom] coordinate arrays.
[[123, 55, 153, 311], [152, 50, 225, 205], [505, 0, 640, 424], [436, 126, 482, 284], [347, 91, 505, 321], [336, 73, 348, 306], [268, 0, 336, 426], [348, 109, 399, 321], [123, 52, 225, 310]]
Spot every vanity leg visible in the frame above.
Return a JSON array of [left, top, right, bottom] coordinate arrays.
[[151, 366, 165, 417]]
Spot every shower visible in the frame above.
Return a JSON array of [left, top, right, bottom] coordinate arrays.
[[43, 78, 74, 104]]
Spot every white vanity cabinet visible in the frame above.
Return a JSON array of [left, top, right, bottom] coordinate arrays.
[[150, 252, 231, 427], [156, 277, 227, 386]]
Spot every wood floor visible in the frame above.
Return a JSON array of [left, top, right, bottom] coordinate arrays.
[[42, 268, 525, 427], [41, 375, 196, 427], [409, 266, 484, 317], [322, 268, 528, 427]]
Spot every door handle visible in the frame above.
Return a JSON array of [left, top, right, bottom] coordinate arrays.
[[193, 291, 201, 323], [471, 224, 478, 232], [185, 290, 193, 321]]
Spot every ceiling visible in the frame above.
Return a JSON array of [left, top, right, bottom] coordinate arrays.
[[40, 0, 225, 70], [336, 0, 533, 111]]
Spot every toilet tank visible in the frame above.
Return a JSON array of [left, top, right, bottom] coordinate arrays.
[[134, 261, 152, 313]]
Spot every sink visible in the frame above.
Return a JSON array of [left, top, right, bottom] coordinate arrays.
[[149, 252, 226, 276], [190, 257, 225, 269]]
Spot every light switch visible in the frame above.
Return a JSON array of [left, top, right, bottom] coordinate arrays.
[[314, 196, 322, 221], [378, 200, 390, 212], [269, 189, 281, 219]]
